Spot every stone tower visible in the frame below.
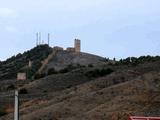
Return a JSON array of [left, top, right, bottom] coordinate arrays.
[[74, 39, 81, 52]]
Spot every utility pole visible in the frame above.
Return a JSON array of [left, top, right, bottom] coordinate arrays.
[[48, 33, 50, 46], [39, 32, 41, 45], [14, 89, 19, 120], [36, 32, 39, 46]]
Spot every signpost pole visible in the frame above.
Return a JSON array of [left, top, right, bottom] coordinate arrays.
[[14, 89, 19, 120]]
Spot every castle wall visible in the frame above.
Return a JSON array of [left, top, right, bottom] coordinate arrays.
[[66, 47, 75, 52], [53, 46, 64, 51]]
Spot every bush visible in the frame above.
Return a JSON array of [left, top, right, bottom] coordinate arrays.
[[118, 55, 160, 66], [34, 73, 46, 79], [104, 57, 109, 62], [47, 68, 58, 75], [0, 107, 7, 117], [59, 68, 69, 73], [43, 90, 47, 93], [19, 88, 28, 94], [85, 68, 114, 78], [76, 64, 85, 68], [100, 68, 114, 76], [88, 64, 93, 67], [0, 45, 53, 80], [7, 84, 15, 90], [59, 64, 76, 74], [67, 64, 76, 70]]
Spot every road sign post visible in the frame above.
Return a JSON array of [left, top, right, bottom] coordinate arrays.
[[14, 90, 19, 120]]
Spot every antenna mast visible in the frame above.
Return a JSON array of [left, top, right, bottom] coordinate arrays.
[[39, 32, 41, 45], [48, 33, 50, 46], [36, 32, 39, 46]]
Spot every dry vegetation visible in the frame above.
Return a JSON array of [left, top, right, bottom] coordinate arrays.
[[0, 47, 160, 120]]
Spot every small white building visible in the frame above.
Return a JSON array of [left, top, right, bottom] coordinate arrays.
[[17, 73, 27, 80]]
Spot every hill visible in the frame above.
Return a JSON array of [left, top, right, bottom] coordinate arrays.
[[0, 46, 160, 120], [43, 50, 106, 73], [0, 45, 53, 80]]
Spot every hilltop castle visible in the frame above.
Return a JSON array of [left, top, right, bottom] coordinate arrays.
[[35, 32, 81, 53], [66, 39, 81, 52], [53, 39, 81, 53], [16, 37, 82, 79], [37, 39, 81, 74]]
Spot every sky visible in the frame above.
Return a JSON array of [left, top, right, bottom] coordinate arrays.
[[0, 0, 160, 60]]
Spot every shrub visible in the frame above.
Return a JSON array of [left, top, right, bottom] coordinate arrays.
[[59, 64, 76, 74], [34, 73, 46, 79], [7, 84, 15, 90], [100, 68, 114, 76], [0, 45, 52, 80], [47, 68, 58, 75], [59, 68, 69, 73], [26, 68, 35, 79], [76, 64, 85, 68], [85, 68, 114, 78], [104, 57, 109, 62], [0, 107, 7, 117], [88, 64, 93, 67], [19, 88, 28, 94], [43, 90, 47, 93], [67, 64, 76, 70]]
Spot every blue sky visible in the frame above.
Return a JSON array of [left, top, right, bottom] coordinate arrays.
[[0, 0, 160, 60]]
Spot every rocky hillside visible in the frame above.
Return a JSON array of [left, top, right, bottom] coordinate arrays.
[[44, 51, 107, 72], [0, 45, 160, 120], [0, 55, 160, 120], [0, 44, 107, 80], [0, 44, 52, 80]]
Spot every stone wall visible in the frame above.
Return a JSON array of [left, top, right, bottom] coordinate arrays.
[[74, 39, 81, 52], [53, 46, 64, 51], [66, 47, 75, 52]]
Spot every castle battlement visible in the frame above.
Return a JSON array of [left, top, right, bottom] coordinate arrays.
[[54, 39, 81, 53]]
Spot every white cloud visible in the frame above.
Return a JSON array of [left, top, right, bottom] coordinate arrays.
[[0, 8, 17, 17]]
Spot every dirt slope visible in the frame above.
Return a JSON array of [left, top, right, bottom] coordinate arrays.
[[1, 61, 160, 120], [44, 51, 106, 71]]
